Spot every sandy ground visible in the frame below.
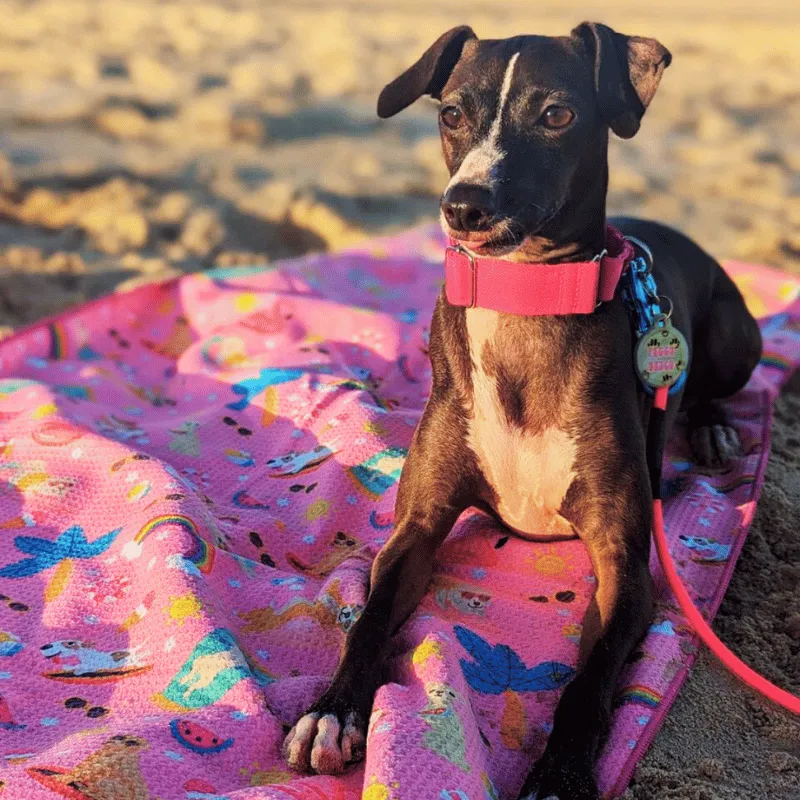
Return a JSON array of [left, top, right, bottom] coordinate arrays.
[[0, 1, 797, 796]]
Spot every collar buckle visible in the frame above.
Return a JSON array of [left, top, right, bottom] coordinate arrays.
[[446, 243, 477, 308], [592, 248, 609, 309]]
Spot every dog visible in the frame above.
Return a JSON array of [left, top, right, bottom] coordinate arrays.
[[39, 640, 144, 675], [238, 578, 363, 634], [283, 22, 762, 798]]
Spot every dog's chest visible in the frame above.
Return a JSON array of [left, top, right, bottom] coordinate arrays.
[[464, 308, 577, 540]]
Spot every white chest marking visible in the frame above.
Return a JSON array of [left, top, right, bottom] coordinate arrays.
[[446, 51, 520, 191], [465, 308, 578, 539]]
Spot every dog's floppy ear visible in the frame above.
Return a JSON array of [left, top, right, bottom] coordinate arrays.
[[572, 22, 671, 139], [377, 26, 476, 119]]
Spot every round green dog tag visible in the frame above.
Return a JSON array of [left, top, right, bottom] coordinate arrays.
[[635, 318, 689, 388]]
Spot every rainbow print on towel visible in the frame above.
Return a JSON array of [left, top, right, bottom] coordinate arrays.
[[122, 514, 214, 573]]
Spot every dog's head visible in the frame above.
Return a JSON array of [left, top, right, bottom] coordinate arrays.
[[106, 734, 149, 751], [40, 640, 93, 658], [378, 24, 670, 258]]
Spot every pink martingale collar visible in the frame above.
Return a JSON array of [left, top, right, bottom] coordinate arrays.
[[444, 224, 635, 316]]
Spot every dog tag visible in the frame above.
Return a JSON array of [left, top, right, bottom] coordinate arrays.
[[635, 317, 689, 388]]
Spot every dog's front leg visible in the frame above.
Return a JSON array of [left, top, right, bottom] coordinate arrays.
[[283, 406, 469, 775], [521, 473, 654, 800]]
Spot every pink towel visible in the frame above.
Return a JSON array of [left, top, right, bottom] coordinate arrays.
[[0, 224, 797, 800]]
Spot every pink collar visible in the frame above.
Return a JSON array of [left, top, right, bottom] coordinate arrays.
[[444, 225, 634, 316]]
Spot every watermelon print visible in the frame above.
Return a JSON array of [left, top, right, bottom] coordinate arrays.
[[170, 719, 235, 754]]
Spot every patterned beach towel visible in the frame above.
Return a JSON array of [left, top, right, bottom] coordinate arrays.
[[0, 224, 798, 800]]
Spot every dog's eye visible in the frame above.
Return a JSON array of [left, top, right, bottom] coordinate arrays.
[[541, 106, 575, 129], [440, 105, 464, 129]]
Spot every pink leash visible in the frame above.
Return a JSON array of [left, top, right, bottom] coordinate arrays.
[[651, 386, 800, 715]]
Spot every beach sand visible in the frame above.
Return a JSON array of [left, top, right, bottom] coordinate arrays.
[[0, 1, 797, 796]]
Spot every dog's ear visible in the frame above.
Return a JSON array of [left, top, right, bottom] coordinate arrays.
[[377, 26, 476, 119], [572, 22, 671, 139]]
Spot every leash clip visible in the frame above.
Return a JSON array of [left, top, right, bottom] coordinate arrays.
[[624, 236, 654, 274], [447, 243, 478, 308]]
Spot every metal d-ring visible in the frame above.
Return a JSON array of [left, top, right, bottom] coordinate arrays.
[[625, 236, 654, 273], [657, 294, 674, 320]]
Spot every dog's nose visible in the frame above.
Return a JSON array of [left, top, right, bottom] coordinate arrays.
[[441, 184, 494, 233]]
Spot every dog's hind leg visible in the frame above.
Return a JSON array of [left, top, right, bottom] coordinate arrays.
[[283, 406, 471, 775], [684, 265, 762, 469]]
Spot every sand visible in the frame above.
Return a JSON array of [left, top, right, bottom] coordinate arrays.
[[0, 1, 797, 796]]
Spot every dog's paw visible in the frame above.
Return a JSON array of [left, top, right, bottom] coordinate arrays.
[[518, 752, 599, 800], [687, 402, 742, 470], [689, 423, 741, 470], [283, 708, 366, 774]]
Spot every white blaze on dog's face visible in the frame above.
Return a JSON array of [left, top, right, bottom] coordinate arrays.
[[443, 51, 520, 195]]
